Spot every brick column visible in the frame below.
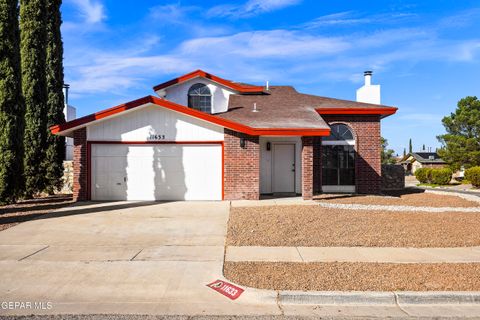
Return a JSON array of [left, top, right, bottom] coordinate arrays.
[[73, 128, 88, 201], [224, 129, 260, 200], [313, 137, 322, 194], [301, 136, 314, 200]]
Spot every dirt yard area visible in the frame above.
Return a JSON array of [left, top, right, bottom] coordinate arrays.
[[224, 261, 480, 291], [226, 205, 480, 247], [0, 194, 73, 231], [315, 189, 479, 207]]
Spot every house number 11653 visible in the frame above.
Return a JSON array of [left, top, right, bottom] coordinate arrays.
[[148, 134, 166, 140]]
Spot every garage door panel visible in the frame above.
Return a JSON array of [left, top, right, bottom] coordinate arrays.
[[91, 144, 221, 201]]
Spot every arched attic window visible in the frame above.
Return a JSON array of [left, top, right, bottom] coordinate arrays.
[[324, 124, 354, 142], [188, 83, 212, 113]]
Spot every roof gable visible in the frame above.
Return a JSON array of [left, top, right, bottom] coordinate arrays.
[[50, 95, 330, 137], [411, 152, 445, 163], [153, 70, 265, 94]]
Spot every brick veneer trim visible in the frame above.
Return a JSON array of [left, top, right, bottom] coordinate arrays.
[[223, 129, 260, 200], [73, 128, 88, 201], [301, 137, 314, 200]]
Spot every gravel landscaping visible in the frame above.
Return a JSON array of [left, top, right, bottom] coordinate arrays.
[[0, 194, 73, 231], [224, 261, 480, 291], [315, 190, 480, 207], [226, 205, 480, 247]]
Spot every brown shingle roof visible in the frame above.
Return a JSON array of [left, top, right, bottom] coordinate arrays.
[[215, 86, 396, 129]]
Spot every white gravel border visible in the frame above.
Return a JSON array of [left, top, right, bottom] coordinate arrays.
[[316, 190, 480, 212], [317, 202, 480, 212], [425, 189, 480, 203]]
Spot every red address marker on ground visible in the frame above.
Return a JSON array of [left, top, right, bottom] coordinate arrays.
[[207, 279, 244, 300]]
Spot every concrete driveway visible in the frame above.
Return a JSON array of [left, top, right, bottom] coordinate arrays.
[[0, 201, 277, 316]]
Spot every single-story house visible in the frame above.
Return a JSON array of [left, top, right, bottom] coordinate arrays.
[[51, 70, 397, 201], [400, 152, 446, 174]]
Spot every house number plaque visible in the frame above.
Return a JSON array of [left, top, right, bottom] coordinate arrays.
[[148, 134, 166, 141]]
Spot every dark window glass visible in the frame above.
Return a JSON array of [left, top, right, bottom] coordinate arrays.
[[188, 83, 212, 113], [322, 145, 355, 186], [323, 124, 354, 141]]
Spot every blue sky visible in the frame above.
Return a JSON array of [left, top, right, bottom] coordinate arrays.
[[60, 0, 480, 154]]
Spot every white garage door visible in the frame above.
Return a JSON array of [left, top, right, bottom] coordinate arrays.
[[91, 144, 222, 201]]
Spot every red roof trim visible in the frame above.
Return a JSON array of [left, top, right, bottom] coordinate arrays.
[[153, 69, 265, 93], [316, 107, 398, 117], [50, 96, 152, 134], [50, 95, 330, 136]]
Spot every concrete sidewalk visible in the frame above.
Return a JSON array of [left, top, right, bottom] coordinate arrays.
[[226, 246, 480, 263], [231, 197, 317, 207]]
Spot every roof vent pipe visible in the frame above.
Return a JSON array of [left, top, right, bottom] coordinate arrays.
[[63, 83, 70, 105], [265, 80, 269, 91], [252, 102, 259, 112], [364, 71, 372, 86]]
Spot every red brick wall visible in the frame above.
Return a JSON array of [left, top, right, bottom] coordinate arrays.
[[312, 137, 322, 194], [73, 128, 88, 201], [224, 129, 260, 200], [321, 115, 382, 194], [301, 136, 314, 200]]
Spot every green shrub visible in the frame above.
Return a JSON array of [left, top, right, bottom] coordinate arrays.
[[426, 168, 434, 183], [430, 168, 453, 185], [465, 167, 480, 187], [415, 168, 432, 183]]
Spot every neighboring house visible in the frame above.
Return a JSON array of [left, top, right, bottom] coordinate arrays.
[[51, 70, 397, 201], [63, 84, 77, 161], [400, 152, 446, 174]]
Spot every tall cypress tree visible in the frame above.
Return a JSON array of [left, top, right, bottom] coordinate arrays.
[[0, 0, 25, 204], [20, 0, 48, 196], [44, 0, 65, 194]]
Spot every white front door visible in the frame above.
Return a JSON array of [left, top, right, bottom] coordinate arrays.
[[91, 144, 222, 201], [272, 143, 295, 193]]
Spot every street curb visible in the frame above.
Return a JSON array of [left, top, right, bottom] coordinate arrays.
[[278, 291, 395, 305], [277, 291, 480, 306], [396, 292, 480, 305]]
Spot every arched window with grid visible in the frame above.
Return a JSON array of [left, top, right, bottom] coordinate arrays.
[[188, 83, 212, 113]]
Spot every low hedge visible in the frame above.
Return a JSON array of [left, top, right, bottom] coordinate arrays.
[[430, 168, 452, 185], [415, 167, 452, 185], [465, 167, 480, 187], [414, 168, 431, 183]]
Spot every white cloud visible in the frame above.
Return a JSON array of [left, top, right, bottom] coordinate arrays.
[[66, 51, 196, 93], [68, 0, 106, 24], [438, 8, 480, 29], [303, 11, 371, 28], [148, 3, 196, 24], [208, 0, 301, 18], [179, 30, 350, 58], [302, 11, 417, 29]]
